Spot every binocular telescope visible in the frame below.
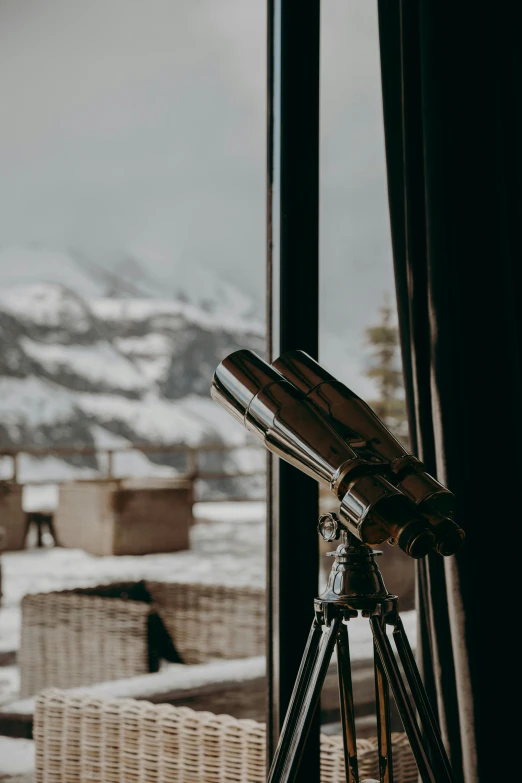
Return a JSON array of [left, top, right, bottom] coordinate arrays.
[[211, 349, 464, 559]]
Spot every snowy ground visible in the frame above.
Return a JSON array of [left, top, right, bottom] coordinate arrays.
[[0, 737, 34, 781], [0, 500, 416, 701], [0, 502, 267, 659], [4, 656, 266, 716], [0, 500, 416, 777]]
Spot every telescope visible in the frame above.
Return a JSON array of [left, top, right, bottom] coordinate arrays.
[[212, 349, 462, 783], [211, 349, 464, 559]]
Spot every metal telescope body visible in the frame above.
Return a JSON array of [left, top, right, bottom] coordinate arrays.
[[211, 349, 464, 559], [272, 350, 464, 556]]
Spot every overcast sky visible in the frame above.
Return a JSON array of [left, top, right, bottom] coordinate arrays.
[[0, 0, 395, 359]]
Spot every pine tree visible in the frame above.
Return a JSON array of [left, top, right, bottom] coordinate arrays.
[[365, 296, 409, 442]]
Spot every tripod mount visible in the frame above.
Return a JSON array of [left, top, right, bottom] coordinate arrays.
[[267, 514, 454, 783]]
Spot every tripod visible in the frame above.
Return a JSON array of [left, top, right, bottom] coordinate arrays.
[[267, 518, 454, 783]]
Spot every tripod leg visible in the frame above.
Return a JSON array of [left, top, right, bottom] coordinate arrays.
[[268, 612, 340, 783], [370, 616, 436, 783], [273, 614, 323, 761], [373, 618, 393, 783], [337, 621, 359, 783], [393, 616, 454, 783]]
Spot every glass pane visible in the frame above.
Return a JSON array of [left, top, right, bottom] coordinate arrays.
[[320, 0, 414, 740], [0, 3, 267, 770]]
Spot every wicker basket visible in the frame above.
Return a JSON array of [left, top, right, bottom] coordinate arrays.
[[0, 482, 26, 551], [18, 583, 175, 698], [146, 581, 265, 665], [34, 689, 417, 783], [19, 580, 264, 695], [53, 477, 193, 555]]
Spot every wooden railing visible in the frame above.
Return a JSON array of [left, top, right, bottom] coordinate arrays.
[[0, 442, 265, 497]]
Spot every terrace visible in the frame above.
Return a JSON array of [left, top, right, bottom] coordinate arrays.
[[0, 1, 508, 781]]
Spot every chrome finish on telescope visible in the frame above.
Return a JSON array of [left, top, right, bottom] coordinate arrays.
[[272, 350, 418, 469], [211, 350, 436, 558], [338, 475, 435, 559], [272, 350, 464, 556], [211, 349, 364, 493], [211, 347, 461, 782]]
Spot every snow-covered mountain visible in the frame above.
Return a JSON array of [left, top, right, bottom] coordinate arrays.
[[0, 245, 258, 321], [0, 247, 264, 489], [0, 245, 377, 491]]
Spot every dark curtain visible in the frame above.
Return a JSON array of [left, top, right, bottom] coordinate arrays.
[[377, 2, 521, 782]]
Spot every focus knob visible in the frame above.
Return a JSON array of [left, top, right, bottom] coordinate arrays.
[[318, 512, 341, 542]]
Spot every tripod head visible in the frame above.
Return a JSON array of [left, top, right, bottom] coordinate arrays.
[[318, 512, 397, 616]]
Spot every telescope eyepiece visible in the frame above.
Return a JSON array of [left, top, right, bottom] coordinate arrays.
[[338, 473, 436, 558], [429, 516, 466, 556], [397, 522, 436, 559]]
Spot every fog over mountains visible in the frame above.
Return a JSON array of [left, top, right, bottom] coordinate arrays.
[[0, 246, 266, 486], [0, 245, 378, 486], [0, 0, 397, 499], [0, 1, 395, 350], [0, 246, 258, 321]]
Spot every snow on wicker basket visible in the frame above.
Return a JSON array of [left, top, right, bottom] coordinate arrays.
[[19, 580, 265, 696], [145, 580, 265, 665], [18, 582, 171, 698], [33, 689, 417, 783]]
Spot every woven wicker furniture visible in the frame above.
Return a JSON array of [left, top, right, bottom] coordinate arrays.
[[19, 583, 176, 698], [34, 689, 417, 783], [0, 482, 26, 551], [53, 477, 193, 555], [19, 580, 264, 696], [146, 581, 265, 665]]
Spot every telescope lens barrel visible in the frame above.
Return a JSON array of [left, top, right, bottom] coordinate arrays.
[[212, 350, 370, 492], [271, 349, 335, 394], [398, 472, 454, 517], [211, 349, 280, 425], [273, 350, 416, 469], [211, 349, 462, 559], [273, 350, 464, 556]]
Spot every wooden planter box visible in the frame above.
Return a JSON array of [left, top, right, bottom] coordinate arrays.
[[0, 482, 26, 551], [53, 477, 193, 555], [34, 689, 418, 783]]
